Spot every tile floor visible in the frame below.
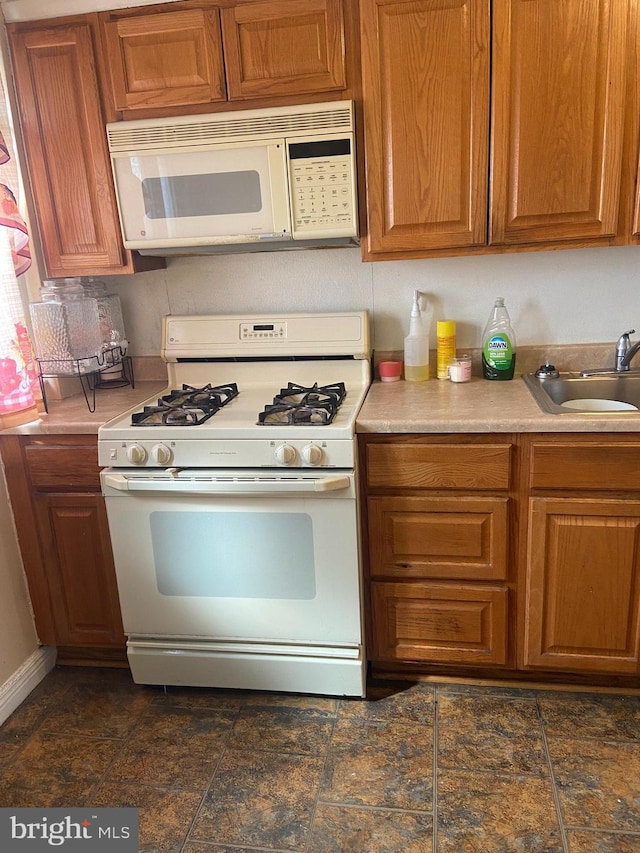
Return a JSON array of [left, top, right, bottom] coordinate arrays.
[[0, 666, 639, 852]]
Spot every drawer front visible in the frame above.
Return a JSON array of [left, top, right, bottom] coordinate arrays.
[[366, 443, 512, 490], [368, 496, 509, 581], [371, 581, 508, 665], [25, 444, 100, 491], [530, 442, 640, 491]]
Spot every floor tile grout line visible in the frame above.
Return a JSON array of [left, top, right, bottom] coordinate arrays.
[[85, 691, 174, 803], [315, 799, 434, 816], [302, 702, 340, 853], [0, 676, 82, 774], [178, 704, 243, 853], [537, 697, 570, 853], [562, 825, 640, 836]]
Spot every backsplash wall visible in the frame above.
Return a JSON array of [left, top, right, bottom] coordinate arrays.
[[104, 245, 639, 363]]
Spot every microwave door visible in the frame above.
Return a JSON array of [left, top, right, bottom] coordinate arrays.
[[111, 141, 292, 249]]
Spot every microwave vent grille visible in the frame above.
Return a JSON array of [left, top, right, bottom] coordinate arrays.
[[108, 103, 353, 152]]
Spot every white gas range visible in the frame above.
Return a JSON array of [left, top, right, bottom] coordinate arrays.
[[98, 311, 371, 697]]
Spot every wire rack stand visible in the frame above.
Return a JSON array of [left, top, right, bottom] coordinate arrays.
[[36, 346, 135, 413]]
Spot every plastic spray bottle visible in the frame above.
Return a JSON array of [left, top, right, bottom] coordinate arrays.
[[404, 290, 430, 381], [482, 297, 516, 380]]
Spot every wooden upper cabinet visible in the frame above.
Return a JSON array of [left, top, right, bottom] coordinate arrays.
[[359, 0, 490, 256], [220, 0, 346, 100], [490, 0, 629, 245], [8, 22, 130, 276], [101, 8, 226, 111]]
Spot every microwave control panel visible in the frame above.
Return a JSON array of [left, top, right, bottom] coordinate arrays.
[[288, 137, 357, 240]]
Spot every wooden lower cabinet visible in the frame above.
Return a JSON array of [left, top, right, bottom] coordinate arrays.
[[361, 432, 640, 683], [521, 435, 640, 676], [367, 495, 508, 581], [0, 434, 125, 662], [371, 581, 508, 665], [524, 497, 640, 674], [361, 435, 514, 672], [33, 494, 124, 649]]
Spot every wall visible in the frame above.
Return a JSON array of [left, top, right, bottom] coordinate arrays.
[[0, 465, 39, 685], [105, 244, 640, 367]]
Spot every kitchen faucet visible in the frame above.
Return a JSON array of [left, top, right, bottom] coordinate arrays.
[[581, 329, 640, 376]]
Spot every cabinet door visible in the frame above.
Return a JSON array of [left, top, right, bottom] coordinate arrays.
[[524, 497, 640, 674], [8, 23, 131, 276], [368, 495, 509, 581], [371, 581, 508, 665], [102, 8, 226, 112], [221, 0, 346, 100], [33, 494, 125, 648], [491, 0, 628, 245], [359, 0, 490, 256]]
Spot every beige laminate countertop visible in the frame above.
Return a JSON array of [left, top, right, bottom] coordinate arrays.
[[6, 374, 640, 436], [356, 375, 640, 433], [0, 381, 168, 435]]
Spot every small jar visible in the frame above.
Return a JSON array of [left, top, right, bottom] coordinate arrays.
[[379, 360, 403, 382], [448, 354, 472, 383]]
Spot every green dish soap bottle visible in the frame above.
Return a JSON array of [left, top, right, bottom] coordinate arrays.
[[482, 297, 516, 380]]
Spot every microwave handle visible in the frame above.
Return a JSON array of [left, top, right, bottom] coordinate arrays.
[[102, 472, 351, 495]]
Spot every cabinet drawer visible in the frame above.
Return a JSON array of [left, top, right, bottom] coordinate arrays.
[[25, 444, 100, 491], [371, 581, 508, 665], [530, 441, 640, 490], [366, 443, 512, 490], [368, 496, 508, 581]]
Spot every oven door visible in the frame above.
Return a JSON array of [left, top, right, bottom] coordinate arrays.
[[101, 468, 364, 693]]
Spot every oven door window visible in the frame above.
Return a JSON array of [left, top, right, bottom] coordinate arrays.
[[151, 510, 315, 599]]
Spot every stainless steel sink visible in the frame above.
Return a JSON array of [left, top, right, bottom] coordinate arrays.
[[523, 372, 640, 414]]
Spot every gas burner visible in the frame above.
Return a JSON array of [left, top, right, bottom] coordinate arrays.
[[161, 383, 239, 412], [275, 382, 347, 407], [132, 382, 239, 426], [258, 381, 346, 425]]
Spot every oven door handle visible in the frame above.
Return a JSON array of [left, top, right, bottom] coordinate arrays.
[[102, 473, 352, 495]]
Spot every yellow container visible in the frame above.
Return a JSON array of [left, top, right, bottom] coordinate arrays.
[[436, 320, 456, 379]]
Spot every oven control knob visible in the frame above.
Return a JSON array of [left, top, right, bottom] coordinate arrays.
[[302, 443, 324, 466], [151, 443, 172, 465], [126, 443, 147, 464], [274, 443, 297, 465]]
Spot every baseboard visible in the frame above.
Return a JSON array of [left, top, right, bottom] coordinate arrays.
[[0, 645, 57, 726]]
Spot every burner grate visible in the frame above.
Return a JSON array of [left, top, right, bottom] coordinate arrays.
[[132, 383, 239, 426], [258, 381, 346, 426]]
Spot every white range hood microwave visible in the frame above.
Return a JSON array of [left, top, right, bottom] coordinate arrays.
[[106, 100, 359, 255]]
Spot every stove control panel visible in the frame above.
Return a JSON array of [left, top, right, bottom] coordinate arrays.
[[99, 439, 355, 469], [241, 322, 286, 340]]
